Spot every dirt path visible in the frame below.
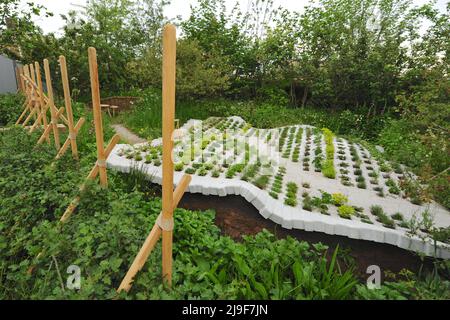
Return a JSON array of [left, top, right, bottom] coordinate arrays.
[[111, 124, 146, 145]]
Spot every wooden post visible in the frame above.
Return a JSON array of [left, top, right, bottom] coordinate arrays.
[[43, 59, 61, 149], [88, 47, 108, 187], [16, 65, 31, 125], [161, 24, 177, 286], [59, 56, 79, 160], [32, 62, 50, 140], [21, 65, 39, 127], [29, 63, 40, 125]]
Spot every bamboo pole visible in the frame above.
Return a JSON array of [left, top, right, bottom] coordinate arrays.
[[161, 24, 177, 287], [59, 56, 79, 160], [88, 47, 107, 187], [117, 175, 191, 293], [43, 59, 61, 149]]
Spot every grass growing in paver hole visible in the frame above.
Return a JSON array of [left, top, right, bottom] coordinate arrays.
[[284, 182, 299, 207], [370, 205, 396, 229]]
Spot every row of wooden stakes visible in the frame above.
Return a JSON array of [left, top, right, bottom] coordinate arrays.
[[14, 24, 191, 292], [16, 56, 85, 160]]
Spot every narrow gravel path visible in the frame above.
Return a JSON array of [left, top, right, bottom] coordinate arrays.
[[111, 124, 146, 145]]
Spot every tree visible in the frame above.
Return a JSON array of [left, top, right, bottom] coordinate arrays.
[[0, 0, 52, 59]]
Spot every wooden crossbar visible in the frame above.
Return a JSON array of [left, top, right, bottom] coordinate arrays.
[[59, 134, 120, 223], [117, 175, 191, 293]]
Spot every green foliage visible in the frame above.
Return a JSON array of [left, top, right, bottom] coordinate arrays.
[[338, 205, 355, 219], [321, 128, 336, 179], [0, 94, 24, 126], [356, 269, 450, 300], [332, 193, 348, 206], [0, 127, 365, 299]]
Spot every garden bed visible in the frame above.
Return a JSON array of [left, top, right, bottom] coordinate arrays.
[[106, 116, 450, 259]]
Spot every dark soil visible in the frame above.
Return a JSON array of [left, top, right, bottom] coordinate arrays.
[[179, 193, 436, 280]]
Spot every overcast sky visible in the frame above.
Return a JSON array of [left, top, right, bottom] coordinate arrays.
[[24, 0, 448, 35]]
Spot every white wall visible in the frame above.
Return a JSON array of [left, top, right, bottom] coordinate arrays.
[[0, 55, 19, 94]]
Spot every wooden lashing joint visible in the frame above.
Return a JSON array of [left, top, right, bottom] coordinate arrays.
[[117, 24, 191, 293]]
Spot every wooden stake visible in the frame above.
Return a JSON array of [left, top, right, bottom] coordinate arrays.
[[28, 63, 42, 125], [88, 47, 108, 187], [59, 56, 79, 160], [117, 175, 191, 293], [31, 62, 50, 141], [16, 65, 31, 125], [161, 24, 177, 287], [41, 59, 61, 149]]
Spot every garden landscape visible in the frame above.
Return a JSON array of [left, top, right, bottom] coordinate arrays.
[[0, 0, 449, 302]]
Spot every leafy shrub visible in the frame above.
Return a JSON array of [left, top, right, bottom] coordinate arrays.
[[175, 163, 184, 171], [185, 167, 196, 174], [338, 205, 355, 219], [332, 193, 348, 206], [0, 93, 24, 126], [284, 197, 297, 207]]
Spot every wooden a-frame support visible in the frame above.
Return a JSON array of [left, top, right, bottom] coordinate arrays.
[[24, 63, 44, 130], [59, 47, 120, 223], [117, 24, 191, 293], [16, 64, 40, 126]]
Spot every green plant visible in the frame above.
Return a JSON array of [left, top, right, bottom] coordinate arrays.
[[270, 192, 279, 199], [253, 175, 269, 190], [285, 197, 297, 207], [211, 169, 221, 178], [175, 163, 184, 171], [357, 181, 367, 189], [332, 193, 348, 206], [338, 205, 355, 219], [322, 160, 336, 179], [391, 212, 404, 221], [185, 167, 196, 174]]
